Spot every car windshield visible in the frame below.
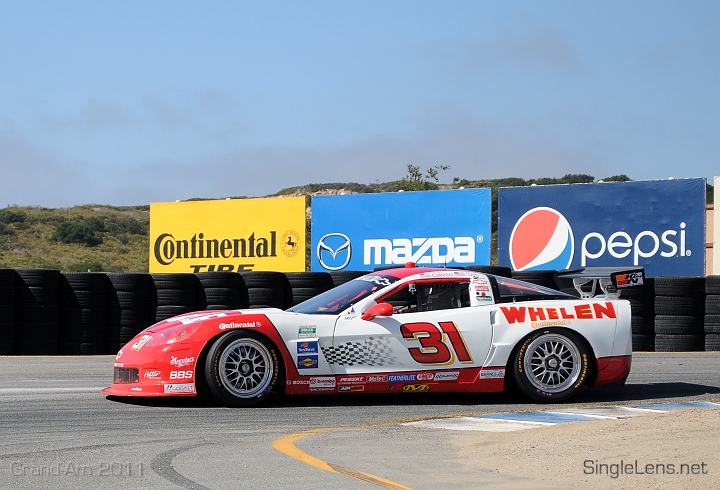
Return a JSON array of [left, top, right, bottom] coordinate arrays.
[[286, 274, 399, 314]]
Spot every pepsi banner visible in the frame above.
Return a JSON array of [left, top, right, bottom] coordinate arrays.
[[498, 179, 706, 277], [311, 189, 491, 271]]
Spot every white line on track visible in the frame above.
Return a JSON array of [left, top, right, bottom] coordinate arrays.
[[0, 387, 102, 394]]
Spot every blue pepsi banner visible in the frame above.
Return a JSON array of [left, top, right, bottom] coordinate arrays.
[[311, 189, 491, 271], [498, 179, 706, 277]]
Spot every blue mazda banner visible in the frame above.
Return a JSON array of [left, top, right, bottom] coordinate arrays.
[[311, 189, 491, 271], [498, 178, 706, 277]]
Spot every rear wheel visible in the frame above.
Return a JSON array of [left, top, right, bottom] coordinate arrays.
[[513, 330, 589, 402], [205, 331, 283, 407]]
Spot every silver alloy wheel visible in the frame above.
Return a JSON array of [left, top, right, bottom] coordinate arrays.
[[218, 338, 274, 398], [523, 333, 582, 393]]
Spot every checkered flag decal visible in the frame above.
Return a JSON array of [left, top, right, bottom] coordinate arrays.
[[321, 336, 399, 367]]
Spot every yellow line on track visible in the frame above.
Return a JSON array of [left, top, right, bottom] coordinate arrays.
[[272, 396, 720, 489], [272, 428, 413, 490]]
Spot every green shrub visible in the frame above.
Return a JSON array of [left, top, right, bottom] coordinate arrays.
[[65, 260, 104, 272], [106, 217, 147, 235], [51, 218, 105, 247], [0, 209, 26, 224], [0, 222, 15, 235]]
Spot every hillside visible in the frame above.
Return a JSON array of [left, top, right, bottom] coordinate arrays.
[[0, 174, 712, 272]]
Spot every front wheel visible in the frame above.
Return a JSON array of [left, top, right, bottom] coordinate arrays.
[[205, 331, 283, 407], [513, 330, 589, 403]]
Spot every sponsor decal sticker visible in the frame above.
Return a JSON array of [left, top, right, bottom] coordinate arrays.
[[219, 321, 260, 330], [115, 350, 123, 360], [338, 376, 365, 385], [309, 377, 335, 391], [499, 303, 617, 328], [388, 374, 417, 383], [298, 326, 317, 338], [114, 362, 124, 368], [367, 375, 388, 383], [297, 341, 319, 355], [416, 372, 434, 381], [130, 387, 142, 392], [615, 272, 644, 288], [144, 370, 162, 379], [433, 371, 460, 381], [402, 384, 429, 392], [169, 355, 195, 368], [479, 369, 506, 379], [287, 379, 310, 385], [130, 335, 152, 351], [339, 385, 365, 392], [163, 383, 195, 393], [169, 370, 193, 379], [297, 355, 319, 369]]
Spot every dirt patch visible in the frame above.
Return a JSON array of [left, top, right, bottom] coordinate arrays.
[[453, 408, 719, 489]]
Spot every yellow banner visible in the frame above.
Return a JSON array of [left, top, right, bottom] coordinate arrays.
[[149, 197, 305, 273]]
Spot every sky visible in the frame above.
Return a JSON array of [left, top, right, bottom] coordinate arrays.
[[0, 1, 718, 207]]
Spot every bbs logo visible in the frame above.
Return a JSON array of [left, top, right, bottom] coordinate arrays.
[[170, 370, 193, 380]]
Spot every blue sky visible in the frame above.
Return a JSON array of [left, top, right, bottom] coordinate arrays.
[[1, 1, 718, 207]]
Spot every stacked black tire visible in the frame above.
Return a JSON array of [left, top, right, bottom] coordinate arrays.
[[623, 278, 655, 351], [60, 273, 108, 354], [240, 272, 289, 309], [705, 276, 720, 351], [15, 269, 61, 355], [106, 273, 153, 354], [511, 270, 558, 289], [654, 276, 705, 352], [284, 272, 333, 307], [0, 269, 17, 354], [152, 274, 199, 323], [196, 272, 248, 310]]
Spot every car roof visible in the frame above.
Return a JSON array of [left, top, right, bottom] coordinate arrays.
[[373, 265, 472, 280]]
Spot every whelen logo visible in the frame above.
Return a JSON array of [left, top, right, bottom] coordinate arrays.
[[509, 207, 574, 271], [364, 237, 476, 266]]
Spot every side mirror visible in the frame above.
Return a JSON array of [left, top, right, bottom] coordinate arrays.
[[361, 302, 394, 321]]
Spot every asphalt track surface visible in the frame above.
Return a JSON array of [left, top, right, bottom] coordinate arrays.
[[0, 353, 719, 489]]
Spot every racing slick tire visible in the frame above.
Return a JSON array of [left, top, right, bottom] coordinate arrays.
[[513, 329, 589, 403], [205, 331, 283, 407]]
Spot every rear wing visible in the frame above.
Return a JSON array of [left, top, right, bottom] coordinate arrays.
[[554, 267, 645, 299]]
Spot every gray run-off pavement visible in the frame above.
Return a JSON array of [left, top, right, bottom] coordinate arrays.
[[0, 353, 718, 489]]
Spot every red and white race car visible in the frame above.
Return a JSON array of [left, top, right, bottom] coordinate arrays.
[[103, 265, 641, 405]]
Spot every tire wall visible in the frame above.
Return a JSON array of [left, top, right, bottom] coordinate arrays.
[[0, 269, 717, 355]]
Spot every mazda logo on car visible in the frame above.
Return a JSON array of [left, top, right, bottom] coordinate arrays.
[[317, 233, 351, 270]]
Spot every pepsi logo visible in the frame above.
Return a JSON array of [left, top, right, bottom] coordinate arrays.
[[509, 207, 574, 271]]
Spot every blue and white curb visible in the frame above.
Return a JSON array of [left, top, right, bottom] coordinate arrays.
[[406, 401, 720, 432]]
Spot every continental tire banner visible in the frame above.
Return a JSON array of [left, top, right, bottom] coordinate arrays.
[[498, 178, 706, 277], [150, 198, 305, 273]]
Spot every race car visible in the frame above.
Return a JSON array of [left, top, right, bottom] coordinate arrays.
[[103, 264, 642, 405]]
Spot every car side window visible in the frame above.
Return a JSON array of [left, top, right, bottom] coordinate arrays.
[[383, 282, 470, 313]]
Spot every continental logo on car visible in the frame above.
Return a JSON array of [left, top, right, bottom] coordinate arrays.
[[402, 384, 430, 393], [500, 302, 617, 328], [149, 198, 305, 273]]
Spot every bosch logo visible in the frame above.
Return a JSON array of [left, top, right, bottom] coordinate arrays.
[[317, 233, 352, 271], [509, 207, 574, 271]]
